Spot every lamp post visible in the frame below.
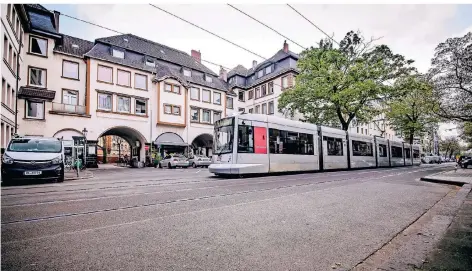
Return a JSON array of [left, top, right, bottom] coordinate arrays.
[[82, 128, 88, 168], [117, 138, 122, 165]]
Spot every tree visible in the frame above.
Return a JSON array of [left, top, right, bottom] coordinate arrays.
[[429, 32, 472, 121], [439, 137, 461, 158], [458, 121, 472, 148], [278, 31, 415, 130], [384, 74, 439, 144]]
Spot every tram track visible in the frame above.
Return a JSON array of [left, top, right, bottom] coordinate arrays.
[[1, 166, 445, 225]]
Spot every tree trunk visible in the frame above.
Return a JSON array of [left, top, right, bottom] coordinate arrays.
[[409, 131, 414, 145]]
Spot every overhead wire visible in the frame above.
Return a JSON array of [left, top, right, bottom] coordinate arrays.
[[227, 4, 307, 50], [286, 4, 340, 46]]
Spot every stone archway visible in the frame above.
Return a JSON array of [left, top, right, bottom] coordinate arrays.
[[98, 126, 147, 163], [191, 133, 213, 157]]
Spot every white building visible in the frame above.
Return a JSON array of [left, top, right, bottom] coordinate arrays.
[[1, 4, 27, 151]]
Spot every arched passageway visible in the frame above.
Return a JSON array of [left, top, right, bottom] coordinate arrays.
[[191, 133, 213, 157], [97, 126, 147, 165]]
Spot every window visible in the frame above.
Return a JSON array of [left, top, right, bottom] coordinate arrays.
[[164, 104, 172, 114], [261, 84, 267, 96], [3, 35, 7, 60], [238, 125, 254, 153], [191, 108, 199, 121], [26, 100, 44, 119], [164, 83, 172, 92], [172, 106, 180, 115], [117, 70, 131, 87], [352, 140, 373, 156], [145, 59, 155, 67], [190, 87, 199, 100], [214, 92, 221, 105], [2, 78, 5, 105], [183, 69, 191, 77], [202, 110, 211, 123], [239, 108, 245, 113], [226, 97, 233, 109], [202, 89, 211, 102], [391, 146, 403, 158], [112, 49, 124, 59], [62, 90, 78, 105], [361, 128, 364, 134], [268, 101, 274, 114], [97, 65, 113, 83], [404, 148, 411, 159], [249, 108, 253, 113], [282, 76, 289, 88], [29, 36, 48, 56], [29, 67, 46, 87], [16, 17, 19, 36], [8, 44, 12, 66], [378, 144, 388, 157], [135, 99, 146, 115], [62, 60, 79, 80], [173, 85, 180, 94], [213, 111, 221, 123], [13, 52, 16, 72], [262, 103, 267, 114], [255, 105, 260, 114], [255, 87, 260, 98], [324, 136, 343, 156], [238, 90, 244, 102], [413, 149, 420, 158], [248, 89, 254, 100], [269, 129, 314, 155], [7, 4, 11, 20], [117, 96, 131, 113], [268, 82, 274, 94], [98, 93, 112, 111], [205, 75, 212, 83], [258, 70, 264, 78], [135, 74, 147, 90], [265, 65, 272, 74]]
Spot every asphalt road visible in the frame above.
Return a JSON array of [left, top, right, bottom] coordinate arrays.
[[1, 164, 454, 271]]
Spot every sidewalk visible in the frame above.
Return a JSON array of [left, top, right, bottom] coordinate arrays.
[[421, 168, 472, 186], [64, 170, 93, 181], [420, 187, 472, 270]]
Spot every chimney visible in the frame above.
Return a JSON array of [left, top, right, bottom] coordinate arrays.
[[283, 40, 288, 53], [219, 65, 227, 82], [191, 49, 201, 63], [53, 11, 60, 32], [252, 60, 257, 69]]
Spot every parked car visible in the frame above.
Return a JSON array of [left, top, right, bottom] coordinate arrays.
[[459, 156, 472, 169], [1, 136, 65, 184], [158, 154, 189, 169], [188, 155, 211, 168], [422, 155, 442, 164]]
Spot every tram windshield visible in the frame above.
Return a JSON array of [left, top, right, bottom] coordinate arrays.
[[214, 117, 234, 155]]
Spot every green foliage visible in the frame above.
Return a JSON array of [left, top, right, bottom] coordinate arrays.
[[278, 30, 415, 130], [439, 137, 461, 158], [384, 74, 439, 144], [429, 32, 472, 121], [459, 122, 472, 147]]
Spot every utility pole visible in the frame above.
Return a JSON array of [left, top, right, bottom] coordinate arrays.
[[14, 38, 22, 134]]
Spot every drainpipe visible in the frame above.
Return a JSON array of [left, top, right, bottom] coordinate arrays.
[[14, 39, 22, 134]]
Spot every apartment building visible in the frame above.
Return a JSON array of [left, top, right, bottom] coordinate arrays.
[[1, 4, 27, 150]]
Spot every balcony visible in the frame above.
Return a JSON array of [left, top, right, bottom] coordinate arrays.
[[50, 102, 89, 117]]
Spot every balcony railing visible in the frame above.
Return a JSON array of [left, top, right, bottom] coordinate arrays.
[[51, 102, 86, 115]]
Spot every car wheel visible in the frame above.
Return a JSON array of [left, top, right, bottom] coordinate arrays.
[[192, 163, 197, 168], [168, 162, 173, 169], [183, 166, 188, 169], [158, 163, 162, 168]]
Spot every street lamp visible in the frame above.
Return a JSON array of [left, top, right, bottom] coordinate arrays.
[[82, 128, 88, 168]]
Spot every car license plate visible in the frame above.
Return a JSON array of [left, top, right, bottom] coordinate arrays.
[[24, 171, 42, 176]]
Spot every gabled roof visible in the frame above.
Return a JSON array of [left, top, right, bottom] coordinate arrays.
[[95, 34, 217, 76], [227, 65, 248, 77], [246, 49, 299, 76], [54, 35, 94, 57]]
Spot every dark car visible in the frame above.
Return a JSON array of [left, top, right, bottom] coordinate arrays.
[[460, 156, 472, 169], [1, 137, 65, 184]]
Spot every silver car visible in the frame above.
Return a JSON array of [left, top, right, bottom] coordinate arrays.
[[188, 155, 212, 168], [159, 154, 189, 169]]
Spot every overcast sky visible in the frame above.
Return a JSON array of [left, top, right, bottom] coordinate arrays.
[[45, 3, 472, 139]]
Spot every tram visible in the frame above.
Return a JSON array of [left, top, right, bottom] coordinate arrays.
[[209, 114, 421, 176]]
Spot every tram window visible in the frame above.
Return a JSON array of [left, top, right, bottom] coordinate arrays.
[[352, 140, 373, 156], [237, 125, 254, 153], [404, 148, 411, 158], [269, 128, 314, 155], [378, 144, 388, 157], [324, 136, 343, 156], [391, 146, 403, 158], [413, 149, 420, 158]]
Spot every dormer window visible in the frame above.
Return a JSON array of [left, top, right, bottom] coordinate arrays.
[[229, 77, 234, 84], [71, 44, 79, 49], [183, 69, 191, 77], [112, 49, 124, 59], [258, 70, 264, 78], [205, 75, 212, 83], [145, 59, 155, 67], [265, 65, 272, 74]]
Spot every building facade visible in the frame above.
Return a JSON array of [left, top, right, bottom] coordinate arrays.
[[8, 4, 403, 164]]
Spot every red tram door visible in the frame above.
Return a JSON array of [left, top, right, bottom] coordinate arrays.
[[254, 127, 267, 154]]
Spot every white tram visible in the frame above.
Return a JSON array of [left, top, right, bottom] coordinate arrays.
[[209, 114, 420, 176]]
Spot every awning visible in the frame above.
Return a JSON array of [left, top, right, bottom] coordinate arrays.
[[18, 86, 56, 101], [154, 132, 188, 147]]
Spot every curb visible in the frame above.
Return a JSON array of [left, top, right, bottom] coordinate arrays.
[[419, 177, 468, 186], [65, 171, 94, 181]]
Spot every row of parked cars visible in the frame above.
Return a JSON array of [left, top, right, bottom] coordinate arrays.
[[157, 154, 212, 169]]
